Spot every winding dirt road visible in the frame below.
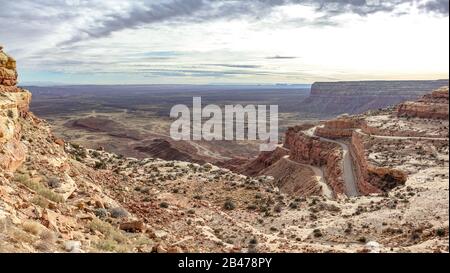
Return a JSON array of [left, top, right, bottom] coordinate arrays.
[[354, 129, 449, 141], [304, 127, 360, 197]]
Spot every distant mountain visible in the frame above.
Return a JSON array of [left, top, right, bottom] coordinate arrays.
[[298, 79, 449, 117]]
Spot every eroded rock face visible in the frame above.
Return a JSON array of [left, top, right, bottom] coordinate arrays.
[[0, 47, 31, 173], [0, 48, 18, 86], [261, 157, 323, 196], [285, 128, 346, 195], [397, 86, 449, 120], [315, 117, 362, 139], [350, 131, 406, 195], [240, 147, 289, 176], [299, 80, 449, 117]]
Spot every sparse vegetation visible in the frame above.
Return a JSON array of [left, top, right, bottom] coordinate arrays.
[[46, 177, 61, 189], [223, 199, 236, 211], [31, 196, 50, 208], [313, 229, 323, 238], [159, 202, 169, 208], [109, 207, 128, 219], [22, 221, 41, 235], [15, 174, 64, 203], [358, 237, 367, 243], [436, 228, 446, 237], [88, 219, 126, 243]]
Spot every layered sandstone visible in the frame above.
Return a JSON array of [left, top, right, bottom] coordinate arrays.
[[240, 147, 289, 176], [397, 86, 449, 120], [0, 46, 18, 86], [284, 127, 345, 195], [315, 117, 362, 139], [300, 80, 449, 117], [0, 47, 31, 173], [261, 157, 322, 196], [350, 131, 407, 194]]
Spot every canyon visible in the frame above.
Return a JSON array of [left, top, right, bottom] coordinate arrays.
[[232, 85, 448, 198], [1, 47, 449, 253]]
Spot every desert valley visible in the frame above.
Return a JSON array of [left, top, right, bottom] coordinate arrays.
[[1, 46, 449, 253]]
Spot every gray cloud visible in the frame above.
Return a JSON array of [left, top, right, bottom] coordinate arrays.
[[1, 0, 447, 84], [58, 1, 450, 46], [419, 0, 449, 14], [1, 0, 447, 50]]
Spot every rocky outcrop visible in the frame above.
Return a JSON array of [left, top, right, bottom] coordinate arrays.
[[315, 117, 362, 139], [261, 157, 322, 196], [0, 47, 31, 173], [350, 131, 406, 194], [0, 46, 18, 86], [134, 139, 204, 164], [239, 146, 289, 176], [397, 86, 449, 120], [285, 128, 346, 195], [299, 80, 449, 117]]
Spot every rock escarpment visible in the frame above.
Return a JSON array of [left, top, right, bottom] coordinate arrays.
[[0, 47, 31, 173], [315, 117, 362, 139], [397, 86, 449, 120], [284, 127, 345, 195], [350, 131, 407, 194], [299, 80, 449, 117], [0, 45, 18, 87], [260, 157, 323, 197]]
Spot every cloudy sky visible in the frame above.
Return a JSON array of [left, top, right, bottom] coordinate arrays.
[[0, 0, 448, 84]]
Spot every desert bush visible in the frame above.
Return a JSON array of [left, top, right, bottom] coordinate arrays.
[[95, 239, 118, 252], [193, 195, 202, 200], [31, 196, 50, 208], [313, 229, 323, 238], [289, 202, 299, 209], [35, 241, 52, 252], [22, 221, 41, 235], [249, 238, 258, 245], [94, 160, 107, 170], [15, 175, 63, 203], [47, 177, 61, 189], [40, 230, 56, 244], [358, 237, 367, 243], [88, 219, 126, 243], [94, 208, 108, 219], [109, 207, 128, 219], [436, 228, 446, 237], [159, 202, 169, 208], [223, 199, 236, 211]]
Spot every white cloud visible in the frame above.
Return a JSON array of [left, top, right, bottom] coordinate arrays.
[[0, 0, 448, 84]]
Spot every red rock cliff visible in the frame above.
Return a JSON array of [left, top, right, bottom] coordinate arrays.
[[0, 46, 32, 173], [284, 127, 346, 195], [397, 86, 449, 120]]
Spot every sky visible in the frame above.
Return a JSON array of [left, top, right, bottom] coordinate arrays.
[[0, 0, 449, 85]]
